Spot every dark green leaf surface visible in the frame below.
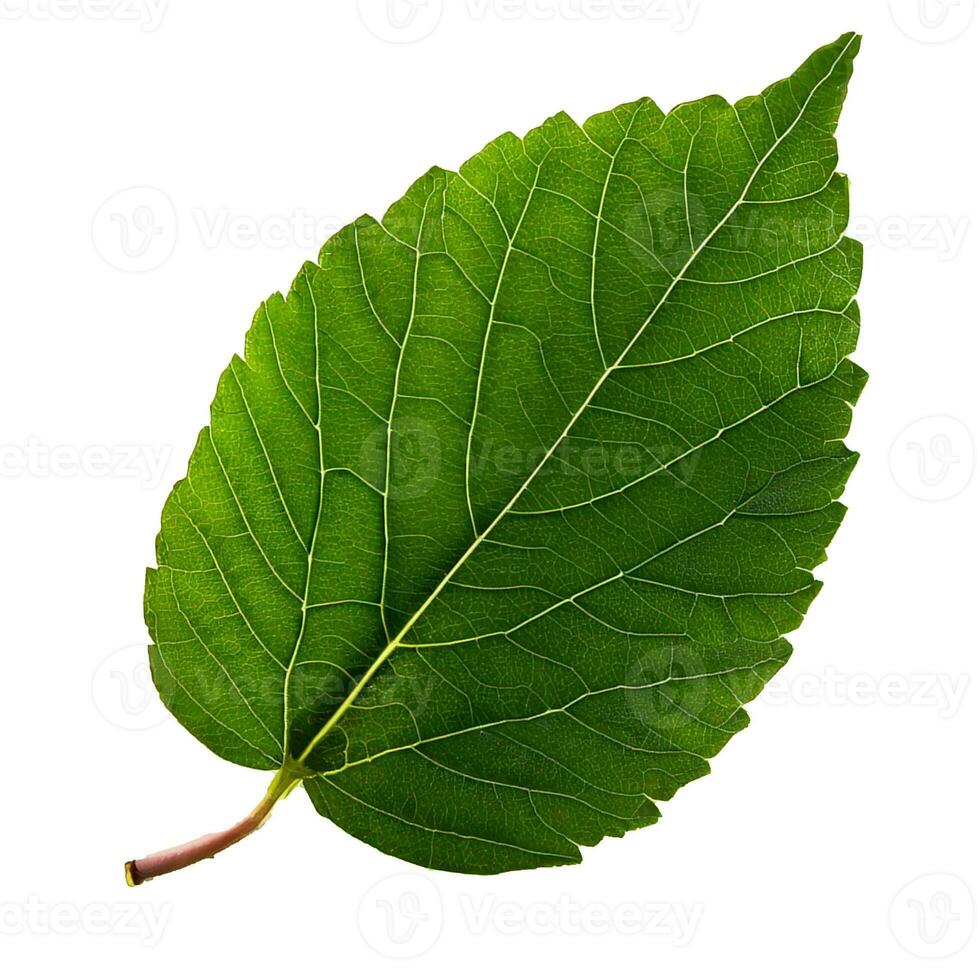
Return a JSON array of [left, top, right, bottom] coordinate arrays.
[[146, 34, 864, 873]]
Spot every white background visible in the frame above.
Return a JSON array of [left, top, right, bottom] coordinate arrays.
[[1, 0, 977, 975]]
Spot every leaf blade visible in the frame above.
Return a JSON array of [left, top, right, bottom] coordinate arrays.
[[146, 33, 864, 873]]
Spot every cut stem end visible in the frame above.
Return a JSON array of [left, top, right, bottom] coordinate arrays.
[[125, 765, 305, 886]]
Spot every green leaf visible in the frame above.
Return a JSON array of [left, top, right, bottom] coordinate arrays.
[[141, 33, 864, 877]]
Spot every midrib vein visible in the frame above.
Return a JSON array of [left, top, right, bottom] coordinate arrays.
[[293, 36, 855, 769]]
